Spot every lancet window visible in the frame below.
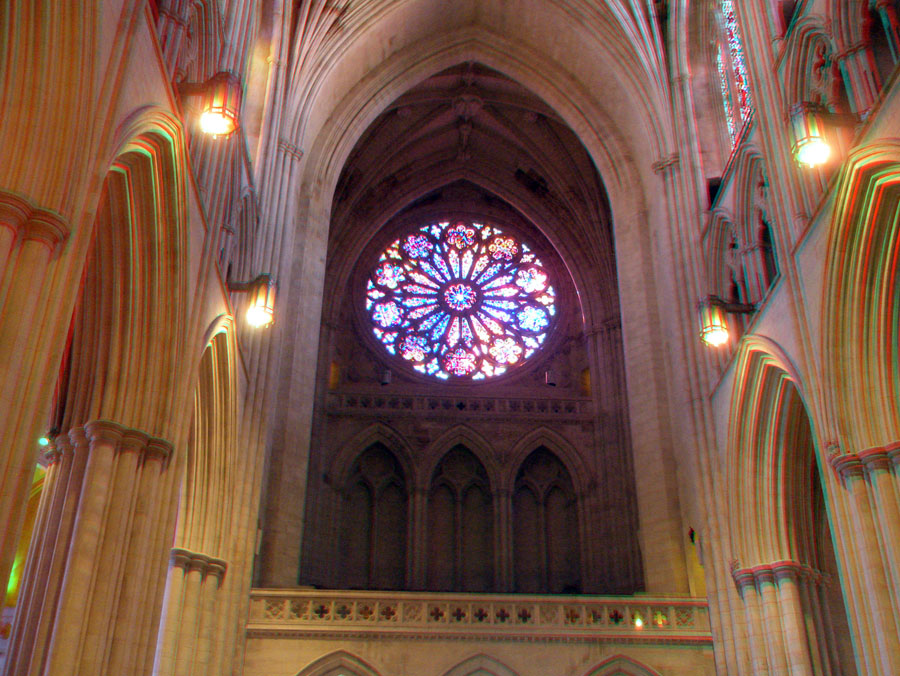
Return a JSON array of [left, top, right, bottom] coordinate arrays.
[[339, 444, 408, 590], [513, 448, 581, 593], [716, 0, 753, 144], [427, 446, 494, 591]]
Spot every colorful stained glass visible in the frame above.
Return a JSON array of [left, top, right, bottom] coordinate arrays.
[[717, 0, 753, 144], [365, 220, 557, 380]]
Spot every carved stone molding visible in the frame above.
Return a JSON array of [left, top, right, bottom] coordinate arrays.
[[277, 138, 303, 161], [170, 547, 228, 580], [247, 590, 711, 645], [0, 190, 70, 252], [731, 560, 824, 590], [63, 421, 174, 463], [652, 154, 679, 175], [830, 442, 900, 480], [326, 392, 592, 421]]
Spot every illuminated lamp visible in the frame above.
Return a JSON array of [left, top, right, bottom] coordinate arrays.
[[178, 72, 242, 137], [789, 102, 858, 167], [699, 295, 755, 347], [228, 274, 276, 328]]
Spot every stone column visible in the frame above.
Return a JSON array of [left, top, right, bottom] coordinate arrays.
[[409, 486, 428, 589], [733, 567, 770, 676], [773, 563, 815, 676], [830, 451, 900, 675], [153, 549, 228, 676], [495, 488, 513, 591], [0, 194, 69, 597], [4, 421, 176, 676]]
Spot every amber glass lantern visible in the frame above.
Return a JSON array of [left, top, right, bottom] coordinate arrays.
[[790, 102, 831, 167], [228, 273, 276, 328], [198, 72, 242, 137], [699, 298, 730, 347], [245, 274, 276, 328]]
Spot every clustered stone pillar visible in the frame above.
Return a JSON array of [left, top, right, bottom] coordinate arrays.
[[732, 561, 835, 676], [153, 549, 228, 676], [830, 445, 900, 674], [0, 192, 69, 597], [4, 421, 176, 676]]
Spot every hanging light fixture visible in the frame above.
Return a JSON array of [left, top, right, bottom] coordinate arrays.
[[789, 102, 860, 168], [789, 102, 830, 167], [698, 296, 755, 347], [178, 72, 242, 137], [228, 274, 276, 328]]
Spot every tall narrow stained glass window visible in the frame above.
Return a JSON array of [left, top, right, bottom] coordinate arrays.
[[365, 220, 557, 380], [716, 0, 753, 144]]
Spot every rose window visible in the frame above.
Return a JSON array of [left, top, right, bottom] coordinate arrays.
[[365, 220, 556, 380]]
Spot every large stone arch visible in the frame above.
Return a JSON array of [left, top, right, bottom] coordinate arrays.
[[5, 120, 193, 675], [726, 336, 815, 565], [503, 427, 587, 495], [823, 143, 900, 450], [263, 5, 688, 593]]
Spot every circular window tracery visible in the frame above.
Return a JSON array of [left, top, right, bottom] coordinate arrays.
[[365, 220, 557, 380]]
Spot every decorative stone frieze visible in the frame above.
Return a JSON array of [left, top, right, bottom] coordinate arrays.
[[247, 590, 711, 645], [326, 392, 592, 420]]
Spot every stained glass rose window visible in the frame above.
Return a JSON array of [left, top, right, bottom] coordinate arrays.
[[365, 220, 556, 380]]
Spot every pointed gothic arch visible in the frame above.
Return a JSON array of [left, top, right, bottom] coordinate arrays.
[[726, 337, 855, 674], [327, 422, 415, 491], [823, 143, 900, 450], [439, 653, 519, 676], [582, 654, 663, 676], [504, 427, 587, 494], [421, 424, 498, 489], [295, 650, 383, 676]]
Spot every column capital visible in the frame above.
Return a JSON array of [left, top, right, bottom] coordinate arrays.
[[170, 547, 228, 579], [829, 451, 865, 480], [0, 190, 70, 250], [146, 438, 174, 462], [858, 445, 893, 472], [120, 429, 150, 454], [84, 420, 125, 446], [277, 138, 304, 161]]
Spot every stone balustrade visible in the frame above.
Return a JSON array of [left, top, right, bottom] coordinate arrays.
[[326, 393, 593, 420], [248, 589, 711, 645]]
